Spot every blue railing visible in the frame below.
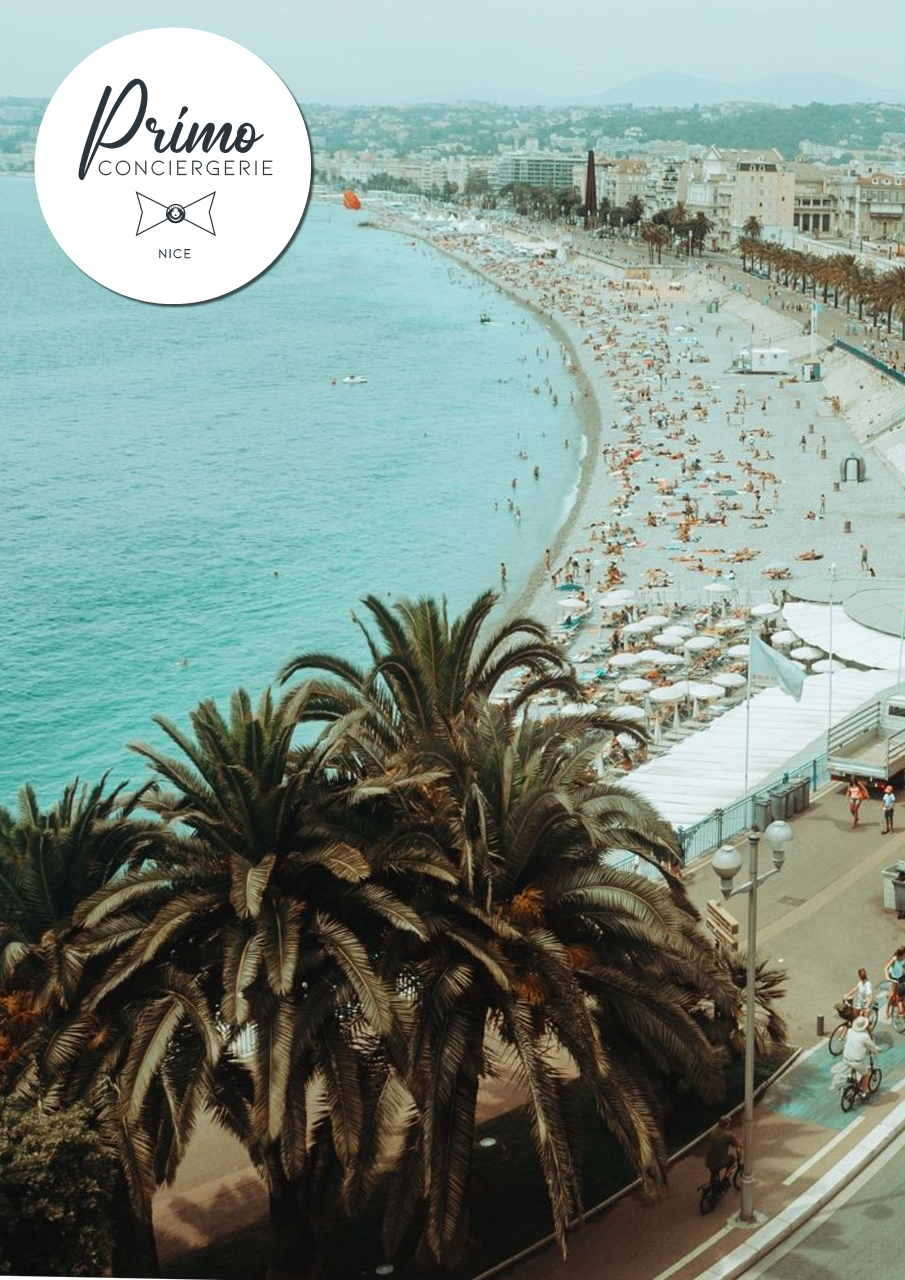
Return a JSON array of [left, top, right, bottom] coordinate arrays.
[[835, 338, 905, 387], [677, 752, 830, 865]]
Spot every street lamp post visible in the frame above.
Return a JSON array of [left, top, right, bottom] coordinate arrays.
[[712, 819, 794, 1225]]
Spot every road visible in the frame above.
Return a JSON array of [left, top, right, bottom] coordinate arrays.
[[749, 1128, 905, 1279]]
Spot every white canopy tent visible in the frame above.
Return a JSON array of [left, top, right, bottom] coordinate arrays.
[[783, 603, 903, 672], [623, 670, 898, 830]]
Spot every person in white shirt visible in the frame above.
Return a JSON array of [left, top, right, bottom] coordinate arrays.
[[844, 968, 873, 1016], [843, 1016, 878, 1097]]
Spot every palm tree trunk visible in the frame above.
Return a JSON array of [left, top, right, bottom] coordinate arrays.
[[111, 1179, 159, 1278], [267, 1168, 319, 1280]]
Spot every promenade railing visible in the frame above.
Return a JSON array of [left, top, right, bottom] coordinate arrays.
[[676, 751, 831, 867], [835, 338, 905, 389]]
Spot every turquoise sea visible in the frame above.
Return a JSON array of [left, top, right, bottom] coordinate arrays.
[[0, 185, 580, 805]]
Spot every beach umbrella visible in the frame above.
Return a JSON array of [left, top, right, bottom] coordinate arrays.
[[685, 635, 717, 653], [668, 623, 695, 637], [648, 686, 685, 704], [612, 705, 646, 723], [609, 652, 645, 668], [690, 682, 724, 700], [623, 618, 656, 636], [601, 588, 634, 607], [750, 601, 782, 619], [771, 629, 797, 648], [654, 652, 686, 667], [727, 643, 750, 659], [653, 631, 685, 648], [812, 658, 844, 674], [639, 613, 670, 627], [616, 677, 653, 694], [712, 671, 747, 689], [791, 645, 822, 662], [635, 648, 672, 664], [704, 581, 733, 595], [714, 617, 746, 632]]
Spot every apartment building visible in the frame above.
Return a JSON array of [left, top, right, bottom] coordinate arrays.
[[686, 147, 794, 250]]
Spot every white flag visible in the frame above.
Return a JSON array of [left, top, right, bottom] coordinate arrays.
[[749, 633, 805, 702]]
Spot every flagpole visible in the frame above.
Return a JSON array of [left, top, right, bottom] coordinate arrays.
[[827, 563, 836, 736], [744, 620, 753, 807]]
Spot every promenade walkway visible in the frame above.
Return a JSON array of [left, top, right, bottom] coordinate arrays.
[[492, 783, 905, 1280], [156, 784, 905, 1276]]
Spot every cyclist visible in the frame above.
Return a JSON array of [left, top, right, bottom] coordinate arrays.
[[705, 1115, 742, 1188], [884, 946, 905, 1020], [843, 1015, 878, 1098], [843, 968, 873, 1017]]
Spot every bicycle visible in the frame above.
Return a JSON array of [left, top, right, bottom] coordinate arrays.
[[877, 980, 905, 1033], [837, 1055, 882, 1113], [828, 996, 879, 1056], [698, 1159, 743, 1215]]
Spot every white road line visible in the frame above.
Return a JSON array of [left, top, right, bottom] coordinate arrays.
[[649, 1223, 735, 1280], [744, 1127, 905, 1278], [782, 1115, 865, 1185]]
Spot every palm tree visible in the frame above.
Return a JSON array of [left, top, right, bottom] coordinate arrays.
[[872, 265, 905, 333], [78, 689, 431, 1280], [0, 778, 205, 1276], [640, 221, 658, 264], [375, 701, 732, 1266], [707, 952, 789, 1060], [282, 595, 734, 1265], [690, 212, 713, 256], [742, 215, 762, 239], [623, 195, 645, 229]]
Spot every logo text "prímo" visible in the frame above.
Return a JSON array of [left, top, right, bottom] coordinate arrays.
[[79, 79, 263, 179]]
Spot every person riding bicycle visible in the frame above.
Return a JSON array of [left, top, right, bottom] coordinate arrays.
[[884, 947, 905, 1020], [705, 1115, 742, 1187], [843, 1015, 878, 1098], [841, 968, 873, 1020]]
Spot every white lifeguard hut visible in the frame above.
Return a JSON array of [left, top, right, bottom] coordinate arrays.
[[733, 347, 790, 375]]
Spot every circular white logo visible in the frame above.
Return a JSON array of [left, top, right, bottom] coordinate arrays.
[[35, 28, 312, 305]]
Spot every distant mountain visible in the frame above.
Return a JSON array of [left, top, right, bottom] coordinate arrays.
[[593, 71, 904, 108]]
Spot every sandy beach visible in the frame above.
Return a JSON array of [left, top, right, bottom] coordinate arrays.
[[377, 208, 905, 640]]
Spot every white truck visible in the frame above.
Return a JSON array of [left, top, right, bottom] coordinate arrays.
[[827, 695, 905, 784]]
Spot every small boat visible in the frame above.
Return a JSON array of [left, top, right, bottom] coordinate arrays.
[[479, 313, 492, 323], [342, 375, 367, 384]]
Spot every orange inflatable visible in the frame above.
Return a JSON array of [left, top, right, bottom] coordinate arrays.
[[342, 190, 361, 210]]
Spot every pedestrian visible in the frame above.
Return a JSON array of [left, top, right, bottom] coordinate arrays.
[[545, 548, 551, 572], [847, 776, 869, 828], [860, 544, 869, 571], [883, 784, 896, 834], [500, 562, 507, 585], [799, 435, 807, 452], [819, 493, 826, 517]]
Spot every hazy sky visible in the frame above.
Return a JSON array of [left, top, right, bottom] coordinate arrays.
[[5, 0, 905, 102]]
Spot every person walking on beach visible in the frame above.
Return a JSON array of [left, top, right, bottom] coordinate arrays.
[[819, 493, 826, 517], [545, 548, 552, 572], [860, 544, 869, 571], [799, 435, 807, 452], [883, 785, 896, 834], [848, 777, 869, 829], [500, 562, 507, 586]]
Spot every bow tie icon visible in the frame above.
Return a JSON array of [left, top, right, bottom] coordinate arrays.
[[136, 192, 216, 236]]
